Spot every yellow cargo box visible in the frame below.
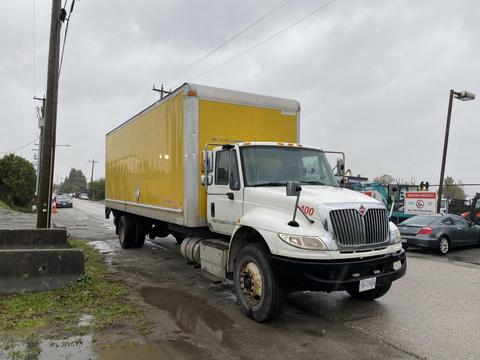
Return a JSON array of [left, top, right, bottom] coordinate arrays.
[[105, 83, 300, 228]]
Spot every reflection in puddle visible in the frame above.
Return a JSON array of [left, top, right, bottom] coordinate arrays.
[[1, 335, 95, 360], [78, 314, 94, 327], [1, 336, 208, 360], [141, 287, 234, 346], [97, 338, 211, 360], [89, 240, 117, 254]]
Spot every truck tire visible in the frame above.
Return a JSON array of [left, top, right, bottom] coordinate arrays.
[[134, 217, 147, 248], [118, 215, 135, 249], [233, 243, 286, 322], [347, 282, 391, 301]]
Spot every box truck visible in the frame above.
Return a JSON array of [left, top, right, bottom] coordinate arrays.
[[105, 83, 406, 322]]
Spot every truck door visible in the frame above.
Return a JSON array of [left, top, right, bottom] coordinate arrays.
[[208, 149, 243, 235]]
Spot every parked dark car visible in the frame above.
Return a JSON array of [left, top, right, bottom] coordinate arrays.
[[399, 214, 480, 254], [55, 194, 73, 208]]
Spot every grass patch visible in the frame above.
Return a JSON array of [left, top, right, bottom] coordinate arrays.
[[0, 200, 34, 213], [0, 240, 145, 347], [0, 201, 11, 210]]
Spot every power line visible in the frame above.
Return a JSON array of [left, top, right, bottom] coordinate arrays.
[[190, 0, 338, 81], [0, 138, 38, 155], [178, 0, 291, 75], [59, 0, 75, 76], [150, 0, 291, 96]]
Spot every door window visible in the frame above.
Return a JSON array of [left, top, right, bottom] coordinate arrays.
[[215, 150, 241, 190], [215, 151, 230, 185], [452, 217, 469, 227], [441, 218, 453, 225]]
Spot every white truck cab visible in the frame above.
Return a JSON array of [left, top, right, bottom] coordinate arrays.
[[199, 142, 406, 321]]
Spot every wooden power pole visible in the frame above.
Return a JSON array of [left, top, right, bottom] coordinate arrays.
[[36, 0, 64, 228], [89, 158, 99, 199]]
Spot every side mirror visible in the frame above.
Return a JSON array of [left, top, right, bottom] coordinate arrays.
[[286, 181, 302, 197], [202, 151, 213, 173], [336, 158, 345, 176], [200, 174, 213, 185]]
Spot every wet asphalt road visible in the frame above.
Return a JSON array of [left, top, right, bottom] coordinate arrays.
[[2, 200, 480, 359]]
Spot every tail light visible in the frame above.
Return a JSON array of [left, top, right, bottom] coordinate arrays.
[[418, 227, 433, 235]]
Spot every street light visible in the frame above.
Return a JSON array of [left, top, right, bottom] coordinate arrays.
[[437, 89, 475, 213]]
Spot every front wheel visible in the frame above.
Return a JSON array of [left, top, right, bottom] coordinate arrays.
[[347, 282, 392, 301], [233, 243, 286, 322]]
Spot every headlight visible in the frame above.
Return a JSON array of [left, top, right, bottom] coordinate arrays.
[[389, 224, 402, 244], [278, 233, 327, 250]]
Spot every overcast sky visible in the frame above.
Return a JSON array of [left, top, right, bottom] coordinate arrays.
[[1, 0, 479, 196]]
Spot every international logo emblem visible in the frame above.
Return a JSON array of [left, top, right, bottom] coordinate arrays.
[[358, 205, 367, 216]]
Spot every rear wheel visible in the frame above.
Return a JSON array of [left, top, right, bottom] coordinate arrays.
[[437, 237, 449, 255], [347, 282, 392, 300], [233, 243, 286, 322], [133, 217, 147, 248], [118, 215, 135, 249]]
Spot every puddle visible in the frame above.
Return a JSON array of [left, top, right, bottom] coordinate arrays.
[[97, 338, 212, 360], [1, 335, 95, 360], [78, 314, 94, 327], [0, 335, 212, 360], [141, 287, 235, 347], [89, 240, 117, 254]]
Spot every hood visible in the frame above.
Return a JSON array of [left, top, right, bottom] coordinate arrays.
[[244, 185, 382, 214]]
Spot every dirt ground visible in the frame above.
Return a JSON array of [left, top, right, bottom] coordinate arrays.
[[1, 200, 480, 359]]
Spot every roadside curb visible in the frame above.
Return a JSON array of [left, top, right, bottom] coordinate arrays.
[[0, 229, 84, 294]]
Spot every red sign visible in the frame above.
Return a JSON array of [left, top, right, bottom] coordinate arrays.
[[405, 192, 436, 199], [405, 192, 437, 214]]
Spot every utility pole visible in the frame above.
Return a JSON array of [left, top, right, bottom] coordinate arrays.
[[89, 158, 98, 199], [152, 84, 171, 99], [33, 96, 45, 196], [36, 0, 64, 228]]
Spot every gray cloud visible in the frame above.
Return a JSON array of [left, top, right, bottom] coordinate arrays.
[[1, 0, 479, 195]]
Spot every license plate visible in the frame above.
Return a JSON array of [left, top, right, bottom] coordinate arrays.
[[359, 277, 376, 292]]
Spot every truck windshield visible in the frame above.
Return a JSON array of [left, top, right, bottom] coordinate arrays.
[[240, 146, 339, 187]]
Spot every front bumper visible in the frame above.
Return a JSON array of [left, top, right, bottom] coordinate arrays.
[[272, 249, 406, 292]]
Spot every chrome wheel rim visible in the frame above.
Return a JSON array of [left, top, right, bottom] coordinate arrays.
[[239, 261, 263, 306], [119, 223, 125, 244], [440, 239, 449, 254]]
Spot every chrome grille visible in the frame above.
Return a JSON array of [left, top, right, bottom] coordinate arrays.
[[329, 208, 389, 247]]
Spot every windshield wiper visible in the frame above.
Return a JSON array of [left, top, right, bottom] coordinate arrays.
[[252, 182, 286, 187], [299, 180, 326, 185]]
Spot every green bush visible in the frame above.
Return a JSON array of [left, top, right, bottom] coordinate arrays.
[[90, 178, 105, 200], [0, 154, 36, 209]]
